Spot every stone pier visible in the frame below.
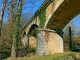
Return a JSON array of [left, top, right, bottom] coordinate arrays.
[[36, 29, 64, 56], [36, 31, 49, 56]]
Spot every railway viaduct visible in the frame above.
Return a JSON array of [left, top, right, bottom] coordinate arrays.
[[22, 0, 80, 56]]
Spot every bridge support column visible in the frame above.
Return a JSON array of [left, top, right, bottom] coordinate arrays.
[[36, 29, 64, 56], [36, 31, 49, 56]]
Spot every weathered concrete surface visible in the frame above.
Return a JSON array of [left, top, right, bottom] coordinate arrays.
[[36, 29, 64, 56]]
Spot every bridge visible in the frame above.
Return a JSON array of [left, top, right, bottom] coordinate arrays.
[[22, 0, 80, 56]]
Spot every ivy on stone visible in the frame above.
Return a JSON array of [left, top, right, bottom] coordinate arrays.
[[35, 7, 46, 37], [38, 7, 46, 28]]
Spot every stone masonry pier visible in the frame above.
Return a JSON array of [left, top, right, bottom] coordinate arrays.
[[36, 29, 64, 56]]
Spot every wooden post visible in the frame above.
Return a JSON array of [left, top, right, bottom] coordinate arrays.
[[69, 27, 73, 50]]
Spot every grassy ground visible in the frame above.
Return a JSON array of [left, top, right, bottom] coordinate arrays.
[[5, 51, 76, 60]]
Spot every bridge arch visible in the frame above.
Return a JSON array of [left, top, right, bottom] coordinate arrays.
[[46, 0, 80, 30], [28, 24, 38, 36], [24, 15, 40, 35], [21, 0, 80, 55], [21, 23, 38, 48]]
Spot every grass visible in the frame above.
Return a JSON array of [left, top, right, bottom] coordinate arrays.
[[31, 51, 76, 60], [6, 51, 76, 60]]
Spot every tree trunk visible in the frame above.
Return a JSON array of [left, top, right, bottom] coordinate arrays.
[[69, 27, 73, 50], [0, 0, 7, 36], [11, 0, 23, 57]]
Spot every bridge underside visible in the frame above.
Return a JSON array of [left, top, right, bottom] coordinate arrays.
[[46, 0, 80, 30]]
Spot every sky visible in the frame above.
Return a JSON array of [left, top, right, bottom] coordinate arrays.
[[0, 0, 80, 34], [71, 14, 80, 27], [22, 0, 44, 13], [0, 0, 44, 22], [63, 14, 80, 35]]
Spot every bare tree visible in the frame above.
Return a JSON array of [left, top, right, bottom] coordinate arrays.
[[0, 0, 7, 36], [0, 0, 44, 57]]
